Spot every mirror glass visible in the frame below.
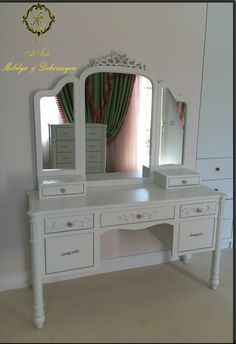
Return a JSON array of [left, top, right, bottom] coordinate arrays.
[[159, 87, 186, 165], [39, 83, 75, 170], [84, 72, 152, 177]]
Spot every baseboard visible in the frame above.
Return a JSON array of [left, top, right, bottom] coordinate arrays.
[[0, 271, 30, 293], [0, 244, 231, 292]]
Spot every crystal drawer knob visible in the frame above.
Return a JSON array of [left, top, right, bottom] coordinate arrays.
[[196, 208, 203, 213], [60, 188, 66, 193]]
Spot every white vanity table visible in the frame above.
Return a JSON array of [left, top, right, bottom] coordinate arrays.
[[28, 52, 226, 329]]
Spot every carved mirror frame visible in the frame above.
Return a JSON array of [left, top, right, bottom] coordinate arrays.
[[78, 51, 159, 183], [34, 75, 85, 178]]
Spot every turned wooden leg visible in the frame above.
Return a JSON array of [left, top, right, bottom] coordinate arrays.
[[30, 218, 45, 328], [209, 195, 225, 289], [180, 254, 192, 263]]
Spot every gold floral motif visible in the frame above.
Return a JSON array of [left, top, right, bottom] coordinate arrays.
[[22, 3, 55, 37]]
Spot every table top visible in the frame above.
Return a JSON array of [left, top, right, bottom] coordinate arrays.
[[27, 183, 223, 216]]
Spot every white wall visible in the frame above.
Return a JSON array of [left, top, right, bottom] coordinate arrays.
[[0, 2, 206, 290]]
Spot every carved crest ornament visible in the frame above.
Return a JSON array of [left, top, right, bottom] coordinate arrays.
[[93, 51, 146, 70]]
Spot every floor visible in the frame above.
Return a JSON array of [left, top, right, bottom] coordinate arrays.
[[0, 249, 233, 343]]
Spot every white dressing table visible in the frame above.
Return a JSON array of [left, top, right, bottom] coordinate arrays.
[[27, 182, 225, 328], [28, 52, 226, 329]]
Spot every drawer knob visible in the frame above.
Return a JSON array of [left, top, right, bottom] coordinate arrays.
[[196, 208, 203, 213], [67, 222, 73, 228], [61, 249, 80, 256], [214, 188, 219, 192], [182, 180, 187, 184], [190, 232, 204, 237], [215, 167, 220, 171], [136, 214, 144, 220], [60, 188, 66, 193]]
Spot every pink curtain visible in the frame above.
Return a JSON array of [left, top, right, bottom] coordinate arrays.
[[106, 76, 141, 172]]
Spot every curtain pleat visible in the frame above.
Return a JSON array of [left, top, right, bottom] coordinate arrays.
[[85, 73, 136, 141], [56, 83, 74, 123]]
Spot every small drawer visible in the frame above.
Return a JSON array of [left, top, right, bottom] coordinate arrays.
[[45, 233, 94, 274], [56, 152, 75, 164], [56, 126, 74, 140], [101, 205, 175, 227], [86, 140, 101, 152], [155, 168, 200, 189], [202, 179, 233, 198], [86, 128, 102, 140], [45, 214, 94, 234], [56, 163, 75, 169], [196, 158, 233, 180], [42, 183, 84, 197], [168, 176, 200, 188], [178, 218, 215, 252], [86, 162, 102, 173], [180, 202, 216, 218], [222, 219, 233, 240], [86, 151, 102, 162], [56, 141, 75, 152]]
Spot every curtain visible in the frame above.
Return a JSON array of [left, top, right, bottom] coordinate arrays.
[[106, 76, 141, 172], [56, 83, 74, 123], [85, 73, 136, 141]]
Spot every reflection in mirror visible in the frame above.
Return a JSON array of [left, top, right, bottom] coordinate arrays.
[[159, 87, 186, 165], [84, 72, 152, 176], [40, 83, 75, 170]]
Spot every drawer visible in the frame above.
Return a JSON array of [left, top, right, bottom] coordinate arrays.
[[86, 128, 102, 140], [86, 151, 102, 162], [154, 168, 200, 189], [196, 158, 233, 180], [56, 141, 75, 152], [178, 218, 215, 252], [168, 176, 200, 188], [180, 202, 216, 218], [45, 213, 94, 234], [202, 179, 233, 198], [86, 140, 101, 152], [222, 219, 233, 240], [56, 152, 75, 164], [56, 163, 75, 169], [45, 233, 94, 274], [56, 126, 74, 140], [42, 183, 84, 197], [86, 162, 102, 173], [101, 205, 175, 227]]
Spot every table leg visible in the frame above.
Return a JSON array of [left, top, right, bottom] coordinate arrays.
[[30, 218, 45, 328], [209, 195, 225, 289], [180, 254, 192, 263]]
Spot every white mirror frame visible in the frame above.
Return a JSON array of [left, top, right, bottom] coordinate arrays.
[[34, 75, 85, 178], [78, 52, 159, 184], [157, 81, 187, 167]]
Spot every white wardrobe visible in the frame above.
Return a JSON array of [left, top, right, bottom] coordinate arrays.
[[196, 3, 233, 247]]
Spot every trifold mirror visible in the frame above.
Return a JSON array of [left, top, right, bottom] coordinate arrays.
[[158, 84, 187, 166], [34, 52, 187, 186]]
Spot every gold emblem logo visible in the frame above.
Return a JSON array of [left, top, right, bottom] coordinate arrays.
[[22, 3, 55, 37]]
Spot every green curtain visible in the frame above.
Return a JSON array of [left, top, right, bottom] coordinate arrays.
[[56, 83, 74, 123], [85, 73, 136, 141]]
